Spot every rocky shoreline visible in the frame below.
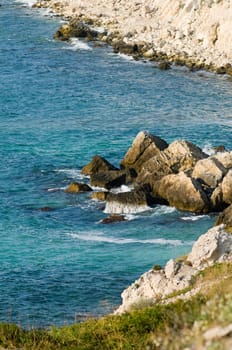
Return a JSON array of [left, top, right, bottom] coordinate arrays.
[[29, 0, 232, 318], [33, 0, 232, 74], [64, 131, 232, 312]]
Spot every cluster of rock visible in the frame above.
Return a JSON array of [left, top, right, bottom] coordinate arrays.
[[115, 224, 232, 314], [33, 0, 232, 75], [75, 131, 231, 217], [63, 130, 232, 227]]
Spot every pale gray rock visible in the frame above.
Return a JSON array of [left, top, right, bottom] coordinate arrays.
[[164, 259, 181, 279], [187, 225, 232, 268]]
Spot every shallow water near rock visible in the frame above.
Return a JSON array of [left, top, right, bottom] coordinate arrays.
[[0, 0, 231, 327]]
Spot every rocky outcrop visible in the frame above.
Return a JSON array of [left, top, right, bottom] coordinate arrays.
[[120, 131, 168, 174], [79, 132, 231, 214], [153, 172, 210, 213], [115, 225, 232, 314], [81, 155, 118, 175], [216, 204, 232, 232], [65, 182, 92, 193]]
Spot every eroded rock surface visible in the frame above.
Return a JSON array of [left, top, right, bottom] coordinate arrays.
[[115, 225, 232, 314]]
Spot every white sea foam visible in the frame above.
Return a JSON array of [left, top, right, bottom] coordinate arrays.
[[14, 0, 36, 7], [104, 202, 151, 214], [111, 185, 133, 194], [47, 187, 66, 192], [181, 215, 209, 221], [202, 143, 215, 156], [66, 38, 92, 51], [91, 186, 108, 192], [67, 232, 188, 246], [152, 205, 177, 216], [55, 169, 87, 180], [125, 214, 137, 221]]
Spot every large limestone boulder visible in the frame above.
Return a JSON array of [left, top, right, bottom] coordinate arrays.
[[120, 131, 168, 174], [90, 170, 126, 189], [137, 140, 207, 185], [154, 172, 210, 213], [104, 188, 152, 214], [81, 155, 118, 175], [222, 169, 232, 204], [216, 204, 232, 233], [192, 157, 227, 188], [187, 225, 232, 268]]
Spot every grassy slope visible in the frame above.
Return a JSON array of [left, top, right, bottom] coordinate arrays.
[[0, 262, 232, 350]]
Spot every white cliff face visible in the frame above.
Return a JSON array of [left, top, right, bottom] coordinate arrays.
[[115, 225, 232, 314], [36, 0, 232, 70]]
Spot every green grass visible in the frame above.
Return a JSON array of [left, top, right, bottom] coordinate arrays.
[[0, 262, 232, 349]]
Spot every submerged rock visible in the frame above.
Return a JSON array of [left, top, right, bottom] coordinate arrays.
[[81, 155, 118, 175], [101, 214, 126, 224]]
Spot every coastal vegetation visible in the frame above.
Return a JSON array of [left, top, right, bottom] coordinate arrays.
[[0, 261, 232, 349]]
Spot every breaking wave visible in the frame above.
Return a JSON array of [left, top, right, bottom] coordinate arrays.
[[67, 232, 190, 246]]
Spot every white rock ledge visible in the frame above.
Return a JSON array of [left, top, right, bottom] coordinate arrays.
[[115, 225, 232, 314]]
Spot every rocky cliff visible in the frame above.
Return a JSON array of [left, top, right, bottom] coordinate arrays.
[[35, 0, 232, 73], [115, 224, 232, 314]]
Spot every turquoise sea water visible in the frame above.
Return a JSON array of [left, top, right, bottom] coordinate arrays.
[[0, 0, 231, 327]]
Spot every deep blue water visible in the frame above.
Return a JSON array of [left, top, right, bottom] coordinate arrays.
[[0, 0, 231, 327]]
